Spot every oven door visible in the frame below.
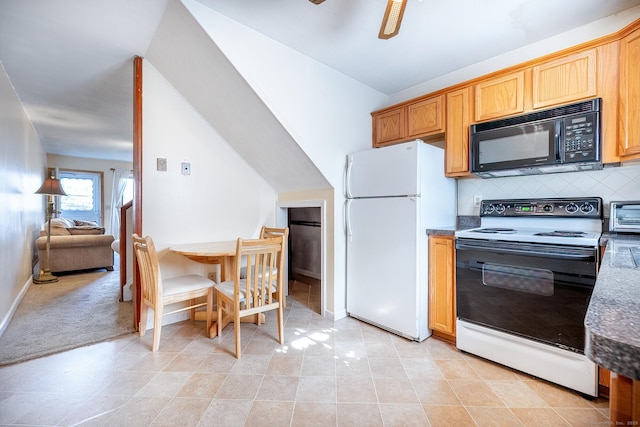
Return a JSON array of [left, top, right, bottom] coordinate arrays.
[[456, 238, 598, 353]]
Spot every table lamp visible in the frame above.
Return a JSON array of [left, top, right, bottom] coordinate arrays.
[[34, 175, 68, 284]]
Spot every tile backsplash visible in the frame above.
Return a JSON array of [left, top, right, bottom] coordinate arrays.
[[457, 163, 640, 216]]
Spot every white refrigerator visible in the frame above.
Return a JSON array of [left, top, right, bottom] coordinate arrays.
[[345, 140, 456, 341]]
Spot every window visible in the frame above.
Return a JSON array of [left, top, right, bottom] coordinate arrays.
[[59, 170, 103, 224], [122, 177, 134, 205]]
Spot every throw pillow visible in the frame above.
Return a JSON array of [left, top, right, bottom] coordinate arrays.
[[68, 226, 105, 235]]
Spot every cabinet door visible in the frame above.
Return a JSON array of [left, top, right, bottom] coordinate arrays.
[[532, 49, 597, 109], [428, 235, 456, 336], [619, 28, 640, 158], [474, 71, 525, 122], [372, 107, 406, 147], [408, 95, 444, 137], [445, 87, 471, 177]]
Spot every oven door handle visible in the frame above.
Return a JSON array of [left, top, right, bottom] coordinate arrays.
[[455, 242, 596, 260]]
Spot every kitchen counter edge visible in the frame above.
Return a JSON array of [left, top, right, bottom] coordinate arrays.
[[585, 234, 640, 380], [426, 216, 480, 236]]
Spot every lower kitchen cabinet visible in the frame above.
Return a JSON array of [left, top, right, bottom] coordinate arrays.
[[600, 366, 611, 397], [428, 235, 456, 341]]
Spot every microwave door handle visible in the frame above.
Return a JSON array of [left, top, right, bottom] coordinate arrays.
[[556, 120, 563, 162]]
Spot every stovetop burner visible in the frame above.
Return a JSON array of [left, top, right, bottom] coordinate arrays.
[[476, 228, 516, 234], [534, 230, 587, 237], [454, 197, 604, 247]]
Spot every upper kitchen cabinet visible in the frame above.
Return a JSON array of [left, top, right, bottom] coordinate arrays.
[[372, 106, 406, 147], [445, 87, 472, 177], [407, 95, 445, 138], [372, 95, 444, 147], [532, 49, 597, 109], [474, 71, 527, 122], [618, 27, 640, 159]]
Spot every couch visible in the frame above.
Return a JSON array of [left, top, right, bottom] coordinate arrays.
[[35, 217, 115, 273]]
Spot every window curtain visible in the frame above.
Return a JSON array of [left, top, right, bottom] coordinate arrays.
[[109, 169, 129, 237]]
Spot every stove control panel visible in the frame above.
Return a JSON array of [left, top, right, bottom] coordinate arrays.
[[480, 197, 602, 218]]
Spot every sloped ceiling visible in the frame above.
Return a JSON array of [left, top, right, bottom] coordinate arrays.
[[145, 0, 330, 193]]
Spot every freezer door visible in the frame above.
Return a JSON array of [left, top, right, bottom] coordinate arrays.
[[346, 196, 424, 339], [346, 141, 420, 198]]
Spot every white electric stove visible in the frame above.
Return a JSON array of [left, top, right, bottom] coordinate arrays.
[[455, 197, 603, 397]]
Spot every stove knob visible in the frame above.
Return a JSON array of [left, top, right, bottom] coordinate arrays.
[[566, 203, 579, 213], [495, 204, 506, 214], [580, 203, 594, 213], [484, 204, 495, 214], [542, 204, 554, 213]]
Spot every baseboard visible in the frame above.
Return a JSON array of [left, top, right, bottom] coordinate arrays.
[[332, 308, 347, 321], [0, 276, 32, 338]]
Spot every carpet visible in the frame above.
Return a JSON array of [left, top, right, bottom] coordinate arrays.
[[0, 267, 134, 365]]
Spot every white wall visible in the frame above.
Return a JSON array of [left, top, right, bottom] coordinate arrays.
[[46, 154, 133, 234], [0, 63, 47, 335], [183, 0, 387, 318], [141, 60, 277, 283]]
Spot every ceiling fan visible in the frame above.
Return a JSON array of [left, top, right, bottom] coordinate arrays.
[[309, 0, 407, 40]]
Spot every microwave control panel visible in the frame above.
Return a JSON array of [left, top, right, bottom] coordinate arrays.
[[562, 112, 599, 162]]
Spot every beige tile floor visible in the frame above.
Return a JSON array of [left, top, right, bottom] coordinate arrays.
[[0, 279, 609, 426]]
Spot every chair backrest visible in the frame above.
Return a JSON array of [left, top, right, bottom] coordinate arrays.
[[132, 234, 161, 308], [260, 226, 289, 241], [234, 236, 284, 309], [260, 226, 289, 277]]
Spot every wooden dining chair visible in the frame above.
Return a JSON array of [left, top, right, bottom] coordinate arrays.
[[215, 236, 285, 358], [240, 226, 289, 308], [132, 234, 215, 351]]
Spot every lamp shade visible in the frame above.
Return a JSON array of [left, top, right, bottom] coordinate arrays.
[[35, 177, 68, 196]]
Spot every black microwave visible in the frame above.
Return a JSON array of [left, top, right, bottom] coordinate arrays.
[[470, 98, 602, 178]]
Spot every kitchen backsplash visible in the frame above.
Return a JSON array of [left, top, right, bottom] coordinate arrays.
[[457, 163, 640, 216]]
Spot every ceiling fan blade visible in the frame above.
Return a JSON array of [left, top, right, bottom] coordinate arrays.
[[379, 0, 407, 39]]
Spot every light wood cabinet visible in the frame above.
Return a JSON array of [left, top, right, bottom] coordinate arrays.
[[373, 107, 405, 147], [445, 87, 472, 177], [609, 373, 640, 424], [532, 49, 597, 109], [428, 235, 456, 339], [372, 95, 445, 147], [618, 27, 640, 159], [408, 95, 444, 137], [599, 366, 611, 397], [474, 71, 526, 122]]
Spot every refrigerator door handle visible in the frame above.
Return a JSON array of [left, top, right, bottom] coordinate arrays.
[[345, 156, 354, 199], [345, 199, 353, 241]]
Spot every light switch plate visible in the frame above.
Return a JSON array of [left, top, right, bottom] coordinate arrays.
[[157, 158, 167, 172], [181, 162, 191, 175]]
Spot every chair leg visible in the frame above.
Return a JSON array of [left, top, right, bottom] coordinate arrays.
[[151, 305, 163, 352], [234, 308, 242, 358], [189, 299, 196, 321], [217, 294, 224, 337], [206, 288, 214, 338], [277, 304, 284, 344], [139, 304, 149, 337]]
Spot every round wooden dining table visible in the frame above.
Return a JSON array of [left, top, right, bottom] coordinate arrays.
[[170, 239, 264, 337], [170, 240, 237, 281]]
